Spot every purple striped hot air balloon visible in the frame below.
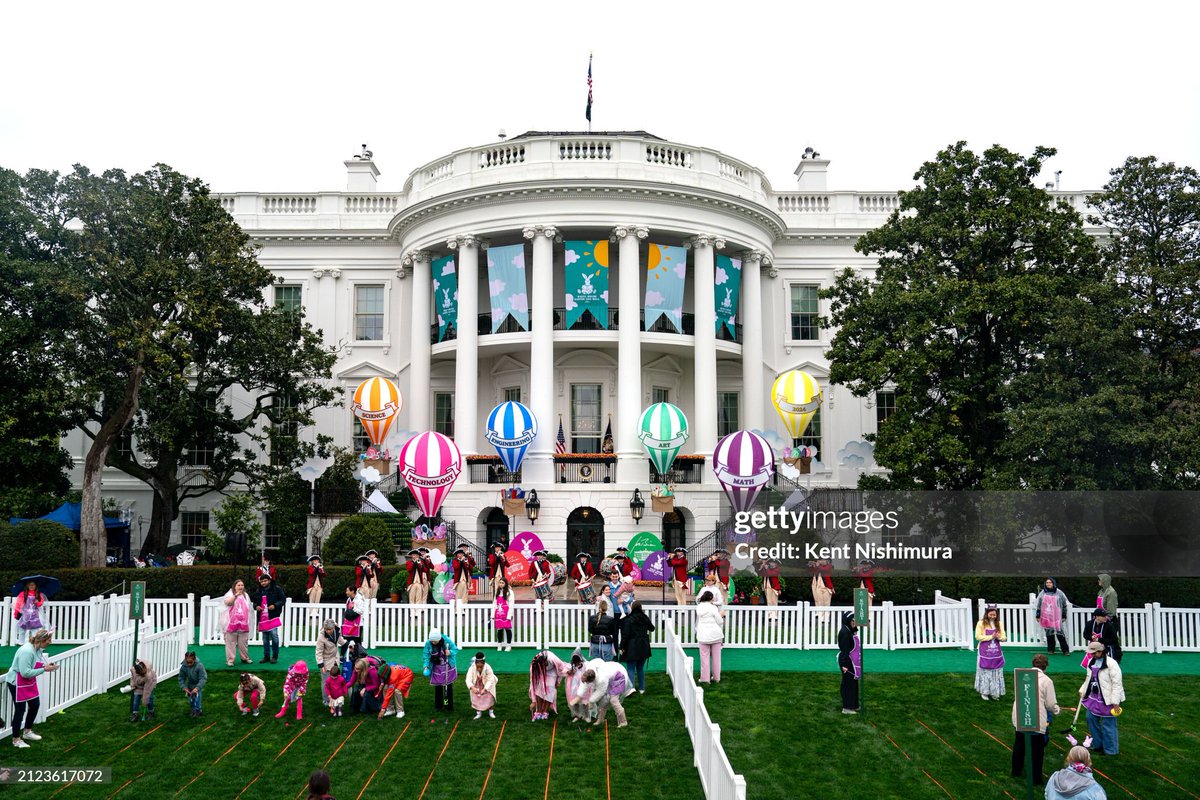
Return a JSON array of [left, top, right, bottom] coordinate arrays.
[[712, 430, 775, 514], [397, 431, 463, 519]]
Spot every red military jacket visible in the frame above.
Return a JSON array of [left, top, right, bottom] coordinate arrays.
[[667, 555, 689, 583]]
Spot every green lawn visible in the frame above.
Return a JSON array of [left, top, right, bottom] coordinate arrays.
[[705, 671, 1200, 800], [1, 671, 699, 800]]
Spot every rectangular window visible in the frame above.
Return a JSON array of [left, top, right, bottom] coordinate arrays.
[[503, 387, 521, 403], [271, 392, 298, 467], [184, 398, 216, 467], [570, 384, 602, 453], [274, 285, 302, 316], [718, 392, 740, 438], [116, 426, 134, 459], [435, 393, 455, 439], [792, 406, 822, 453], [875, 391, 896, 428], [263, 512, 281, 551], [354, 285, 385, 341], [180, 511, 210, 548], [652, 387, 670, 405], [352, 418, 372, 454], [789, 285, 820, 341]]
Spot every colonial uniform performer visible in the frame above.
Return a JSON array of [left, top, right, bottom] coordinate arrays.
[[452, 546, 476, 603], [571, 552, 596, 604], [354, 554, 374, 599], [810, 560, 835, 607], [422, 628, 460, 712], [530, 550, 554, 601], [974, 603, 1006, 700], [404, 549, 423, 605], [366, 550, 385, 599], [418, 548, 434, 604], [466, 652, 498, 719], [706, 549, 731, 595], [615, 547, 634, 578], [376, 662, 415, 719], [581, 660, 634, 728], [1083, 608, 1122, 663], [255, 554, 277, 584], [757, 558, 782, 619], [667, 547, 690, 606], [306, 555, 326, 605], [837, 611, 862, 714], [488, 542, 509, 583]]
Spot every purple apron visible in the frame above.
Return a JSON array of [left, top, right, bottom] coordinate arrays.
[[978, 629, 1005, 670], [849, 633, 862, 679], [1082, 665, 1115, 717], [430, 663, 458, 687], [608, 670, 628, 696]]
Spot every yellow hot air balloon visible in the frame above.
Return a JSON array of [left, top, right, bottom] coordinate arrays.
[[351, 377, 402, 447], [772, 370, 822, 439]]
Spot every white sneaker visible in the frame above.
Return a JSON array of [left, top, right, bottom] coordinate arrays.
[[396, 711, 405, 719], [22, 731, 42, 741], [474, 712, 483, 719], [13, 739, 30, 748], [488, 710, 495, 719], [383, 709, 395, 717], [980, 694, 990, 701]]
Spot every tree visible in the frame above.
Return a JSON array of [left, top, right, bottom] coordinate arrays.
[[13, 164, 339, 564], [322, 515, 393, 565], [208, 492, 262, 561], [823, 143, 1102, 492]]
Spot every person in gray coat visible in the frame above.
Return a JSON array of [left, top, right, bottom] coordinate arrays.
[[178, 651, 208, 717], [1045, 746, 1107, 799]]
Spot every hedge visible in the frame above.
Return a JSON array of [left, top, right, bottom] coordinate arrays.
[[0, 520, 80, 572], [322, 515, 396, 566]]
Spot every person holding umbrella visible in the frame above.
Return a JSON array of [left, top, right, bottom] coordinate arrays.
[[11, 576, 57, 646]]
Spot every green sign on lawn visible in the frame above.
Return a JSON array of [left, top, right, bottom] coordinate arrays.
[[1014, 668, 1041, 732], [129, 581, 146, 621], [854, 587, 870, 625]]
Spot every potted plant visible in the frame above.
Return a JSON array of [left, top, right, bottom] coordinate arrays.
[[750, 583, 762, 605], [390, 569, 408, 603]]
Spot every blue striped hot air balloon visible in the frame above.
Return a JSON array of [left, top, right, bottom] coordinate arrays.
[[485, 401, 539, 473]]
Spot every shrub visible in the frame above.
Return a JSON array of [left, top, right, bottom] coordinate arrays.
[[0, 519, 80, 571], [322, 515, 395, 565]]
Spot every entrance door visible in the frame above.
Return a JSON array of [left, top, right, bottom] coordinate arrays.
[[566, 507, 605, 575], [485, 508, 510, 550], [662, 510, 686, 552]]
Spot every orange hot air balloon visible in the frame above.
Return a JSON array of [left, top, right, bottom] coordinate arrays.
[[351, 377, 402, 448]]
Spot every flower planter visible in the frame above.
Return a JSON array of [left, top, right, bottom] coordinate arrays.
[[651, 496, 675, 513], [502, 497, 526, 516]]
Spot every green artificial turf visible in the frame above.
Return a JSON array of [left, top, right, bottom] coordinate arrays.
[[704, 671, 1200, 800], [0, 671, 698, 800]]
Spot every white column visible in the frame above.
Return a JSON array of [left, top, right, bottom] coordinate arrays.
[[690, 234, 724, 478], [524, 225, 557, 485], [614, 225, 649, 485], [405, 251, 432, 432], [449, 234, 480, 455], [741, 250, 767, 432]]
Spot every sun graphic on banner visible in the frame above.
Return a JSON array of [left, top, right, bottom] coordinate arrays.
[[592, 239, 609, 268], [647, 243, 662, 272]]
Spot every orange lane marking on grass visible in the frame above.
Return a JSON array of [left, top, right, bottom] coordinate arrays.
[[234, 772, 264, 800], [917, 718, 966, 760], [1136, 731, 1182, 754], [868, 721, 910, 760], [416, 720, 461, 800], [274, 721, 313, 760], [922, 770, 955, 799], [63, 738, 85, 754], [214, 722, 263, 766], [543, 718, 558, 800], [604, 720, 612, 800], [1147, 769, 1200, 800], [174, 770, 208, 797], [1089, 767, 1143, 800], [355, 721, 412, 800], [971, 723, 1012, 752], [47, 781, 76, 799], [173, 721, 216, 752], [117, 722, 164, 754], [105, 772, 144, 800], [324, 720, 365, 768], [477, 721, 508, 800]]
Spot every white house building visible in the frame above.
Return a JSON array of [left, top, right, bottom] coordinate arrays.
[[65, 131, 1097, 560]]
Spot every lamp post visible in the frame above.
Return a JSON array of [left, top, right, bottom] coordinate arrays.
[[526, 489, 541, 524], [630, 489, 645, 522]]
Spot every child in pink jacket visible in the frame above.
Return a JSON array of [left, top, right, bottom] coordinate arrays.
[[275, 661, 308, 720]]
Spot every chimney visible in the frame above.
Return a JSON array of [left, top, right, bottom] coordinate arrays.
[[793, 146, 830, 191], [345, 144, 380, 192]]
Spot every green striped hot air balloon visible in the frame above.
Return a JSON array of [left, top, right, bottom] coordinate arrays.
[[638, 402, 690, 477]]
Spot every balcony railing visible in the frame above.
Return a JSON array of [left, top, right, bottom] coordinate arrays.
[[467, 457, 522, 484], [430, 308, 741, 343], [554, 454, 617, 483], [649, 456, 706, 485]]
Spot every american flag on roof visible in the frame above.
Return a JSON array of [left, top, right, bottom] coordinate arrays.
[[585, 54, 593, 124], [556, 418, 567, 454]]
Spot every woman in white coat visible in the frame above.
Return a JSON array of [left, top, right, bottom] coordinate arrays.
[[695, 588, 726, 684]]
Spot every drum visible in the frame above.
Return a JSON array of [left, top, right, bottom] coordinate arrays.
[[534, 583, 553, 600], [577, 585, 597, 604]]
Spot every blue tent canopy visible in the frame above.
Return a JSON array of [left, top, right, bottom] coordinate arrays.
[[9, 501, 128, 531]]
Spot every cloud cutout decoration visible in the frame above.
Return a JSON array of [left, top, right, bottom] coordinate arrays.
[[564, 249, 580, 266], [715, 267, 728, 285], [837, 440, 876, 468], [358, 466, 382, 484]]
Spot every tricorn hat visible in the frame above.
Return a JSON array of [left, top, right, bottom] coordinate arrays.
[[307, 554, 322, 564], [576, 552, 590, 559]]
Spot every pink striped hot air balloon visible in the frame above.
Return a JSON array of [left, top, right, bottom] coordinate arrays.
[[351, 377, 402, 448], [712, 430, 776, 514], [397, 431, 463, 519]]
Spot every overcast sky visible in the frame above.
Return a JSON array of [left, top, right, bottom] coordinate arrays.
[[3, 1, 1197, 195]]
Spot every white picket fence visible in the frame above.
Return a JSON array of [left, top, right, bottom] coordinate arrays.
[[0, 620, 191, 725], [662, 617, 747, 800], [166, 592, 1200, 654], [0, 594, 195, 646]]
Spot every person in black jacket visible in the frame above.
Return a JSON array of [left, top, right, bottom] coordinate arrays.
[[837, 611, 862, 714], [620, 601, 656, 692], [588, 599, 617, 661], [255, 574, 286, 663], [1082, 608, 1122, 663]]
